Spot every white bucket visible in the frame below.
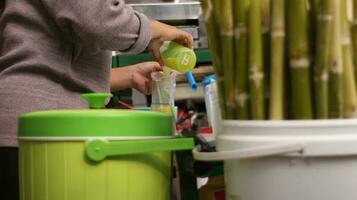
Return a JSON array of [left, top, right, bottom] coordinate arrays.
[[193, 119, 357, 200]]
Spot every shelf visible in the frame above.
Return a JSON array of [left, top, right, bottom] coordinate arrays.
[[176, 66, 214, 83], [175, 83, 204, 101], [174, 66, 213, 100]]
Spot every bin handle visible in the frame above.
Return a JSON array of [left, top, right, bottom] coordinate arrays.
[[192, 143, 304, 161], [86, 137, 194, 162]]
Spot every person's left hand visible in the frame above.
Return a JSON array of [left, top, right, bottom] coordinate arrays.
[[130, 61, 162, 95]]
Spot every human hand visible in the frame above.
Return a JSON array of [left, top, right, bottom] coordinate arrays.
[[148, 20, 194, 65], [130, 61, 162, 95]]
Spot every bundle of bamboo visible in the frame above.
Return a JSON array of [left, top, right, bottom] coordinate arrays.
[[201, 0, 357, 120]]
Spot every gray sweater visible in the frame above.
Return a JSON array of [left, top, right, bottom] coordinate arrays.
[[0, 0, 151, 146]]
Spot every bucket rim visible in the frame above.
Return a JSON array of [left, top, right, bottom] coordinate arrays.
[[18, 135, 174, 142], [221, 119, 357, 128]]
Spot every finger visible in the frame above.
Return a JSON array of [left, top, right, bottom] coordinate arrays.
[[174, 32, 194, 49], [148, 61, 162, 72], [187, 34, 194, 49], [138, 62, 162, 76], [150, 42, 164, 66], [132, 73, 147, 94], [180, 32, 194, 49], [145, 80, 153, 95], [135, 75, 152, 95]]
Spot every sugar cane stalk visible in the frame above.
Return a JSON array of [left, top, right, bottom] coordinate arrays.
[[341, 0, 357, 118], [329, 0, 344, 118], [200, 0, 227, 118], [286, 0, 313, 119], [248, 0, 265, 119], [269, 0, 285, 120], [234, 0, 250, 119], [220, 0, 236, 119], [352, 0, 357, 86], [261, 0, 271, 101], [314, 0, 333, 119], [309, 0, 320, 59]]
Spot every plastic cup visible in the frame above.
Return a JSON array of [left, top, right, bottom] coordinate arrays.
[[160, 41, 197, 73]]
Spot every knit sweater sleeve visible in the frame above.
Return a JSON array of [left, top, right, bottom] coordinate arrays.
[[40, 0, 151, 54]]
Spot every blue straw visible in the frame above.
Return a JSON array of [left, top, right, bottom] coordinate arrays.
[[185, 71, 197, 91]]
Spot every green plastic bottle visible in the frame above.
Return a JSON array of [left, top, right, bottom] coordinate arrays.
[[160, 41, 197, 73]]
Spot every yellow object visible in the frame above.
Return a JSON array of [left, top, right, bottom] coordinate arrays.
[[151, 105, 173, 115], [160, 41, 197, 73], [163, 66, 171, 76]]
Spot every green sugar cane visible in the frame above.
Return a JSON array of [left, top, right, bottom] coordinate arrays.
[[352, 0, 357, 87], [248, 0, 265, 119], [234, 0, 250, 119], [220, 0, 236, 119], [269, 0, 285, 120], [328, 0, 343, 118], [314, 0, 333, 119], [286, 0, 313, 119], [341, 0, 357, 118], [200, 0, 227, 118]]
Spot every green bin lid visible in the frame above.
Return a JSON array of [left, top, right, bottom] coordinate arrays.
[[18, 110, 173, 137]]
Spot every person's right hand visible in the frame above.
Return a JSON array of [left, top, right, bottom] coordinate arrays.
[[148, 20, 194, 66], [130, 61, 162, 95]]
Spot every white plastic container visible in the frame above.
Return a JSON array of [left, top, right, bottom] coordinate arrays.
[[202, 75, 221, 141], [193, 119, 357, 200]]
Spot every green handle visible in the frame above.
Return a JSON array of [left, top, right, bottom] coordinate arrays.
[[86, 137, 194, 162], [81, 93, 113, 109]]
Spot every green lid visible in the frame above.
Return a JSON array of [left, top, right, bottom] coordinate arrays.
[[81, 93, 113, 109], [18, 110, 173, 137]]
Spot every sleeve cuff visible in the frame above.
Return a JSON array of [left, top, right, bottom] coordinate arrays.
[[124, 12, 151, 54]]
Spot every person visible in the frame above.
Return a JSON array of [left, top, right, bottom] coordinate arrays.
[[0, 0, 194, 199]]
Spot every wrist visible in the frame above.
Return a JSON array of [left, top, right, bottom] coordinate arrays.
[[109, 66, 135, 92], [128, 65, 136, 89], [149, 20, 162, 40]]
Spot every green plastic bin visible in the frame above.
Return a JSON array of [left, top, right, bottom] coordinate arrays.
[[18, 94, 194, 200]]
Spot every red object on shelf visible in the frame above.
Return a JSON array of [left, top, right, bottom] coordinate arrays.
[[199, 127, 213, 135], [214, 190, 226, 200], [117, 100, 134, 109], [176, 108, 192, 131]]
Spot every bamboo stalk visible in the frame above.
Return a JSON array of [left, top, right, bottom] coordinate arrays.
[[248, 0, 265, 119], [286, 0, 313, 119], [329, 0, 344, 118], [352, 0, 357, 86], [261, 0, 271, 113], [220, 0, 236, 119], [269, 0, 285, 120], [309, 0, 320, 59], [314, 0, 333, 119], [200, 0, 227, 118], [261, 0, 271, 32], [211, 1, 228, 118], [341, 0, 357, 118], [234, 0, 250, 119]]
